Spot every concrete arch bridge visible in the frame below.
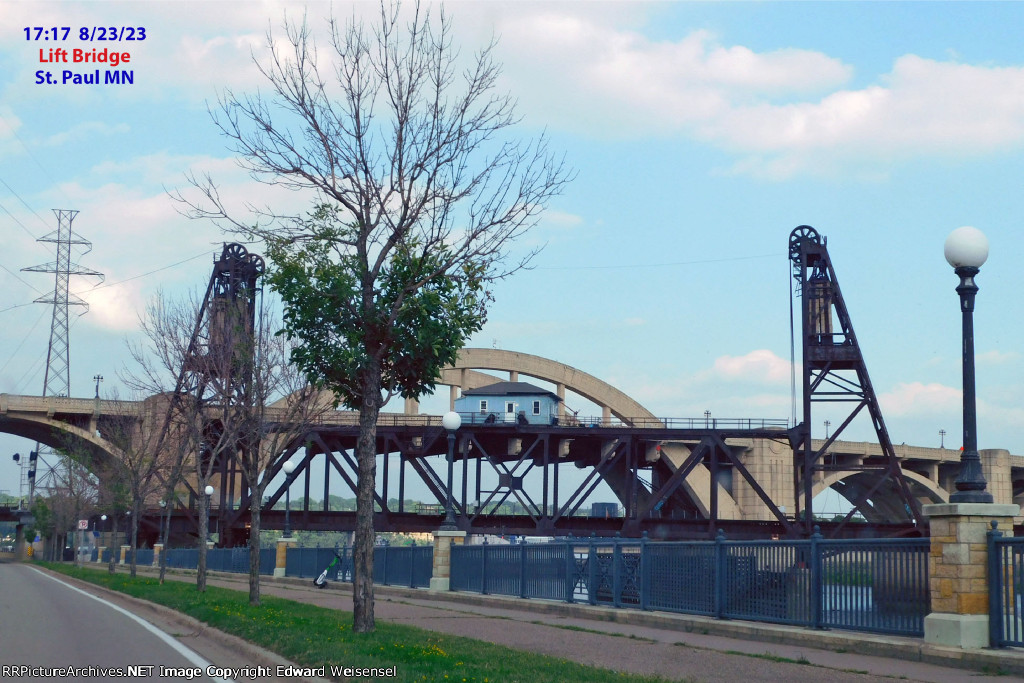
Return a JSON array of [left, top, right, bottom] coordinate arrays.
[[2, 349, 1018, 541]]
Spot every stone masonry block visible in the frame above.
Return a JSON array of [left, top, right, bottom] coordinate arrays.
[[941, 544, 970, 565], [958, 593, 988, 615], [957, 522, 990, 544], [957, 563, 986, 580], [939, 578, 953, 598]]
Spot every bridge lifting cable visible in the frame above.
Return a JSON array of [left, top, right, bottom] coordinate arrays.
[[788, 226, 924, 537]]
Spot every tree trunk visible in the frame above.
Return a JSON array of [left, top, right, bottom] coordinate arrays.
[[159, 503, 170, 584], [107, 526, 117, 574], [352, 362, 382, 633], [197, 491, 209, 592], [129, 502, 139, 578], [249, 491, 261, 606]]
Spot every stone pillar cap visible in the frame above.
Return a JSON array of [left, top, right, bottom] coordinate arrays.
[[922, 502, 1020, 518]]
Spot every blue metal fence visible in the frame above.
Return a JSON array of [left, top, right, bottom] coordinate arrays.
[[283, 545, 431, 588], [988, 525, 1024, 647], [286, 547, 347, 579], [451, 531, 929, 637], [374, 545, 433, 588]]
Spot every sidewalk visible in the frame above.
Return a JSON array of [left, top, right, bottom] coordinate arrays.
[[128, 565, 1024, 683]]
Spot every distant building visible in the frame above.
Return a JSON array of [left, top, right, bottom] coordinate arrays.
[[454, 381, 561, 425]]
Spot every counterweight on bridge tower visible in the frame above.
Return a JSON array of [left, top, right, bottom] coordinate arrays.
[[20, 209, 104, 498]]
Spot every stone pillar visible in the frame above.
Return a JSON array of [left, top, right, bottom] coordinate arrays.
[[153, 543, 163, 568], [120, 545, 129, 564], [97, 546, 107, 563], [981, 449, 1013, 505], [923, 502, 1019, 648], [404, 397, 420, 415], [275, 537, 297, 578], [429, 529, 466, 592]]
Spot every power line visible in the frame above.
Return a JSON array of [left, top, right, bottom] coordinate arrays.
[[535, 252, 783, 271], [73, 250, 210, 294], [0, 177, 52, 233], [0, 115, 75, 208], [0, 260, 43, 294], [0, 307, 46, 378], [0, 198, 44, 242]]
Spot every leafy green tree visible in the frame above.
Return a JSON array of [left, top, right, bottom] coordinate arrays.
[[178, 3, 571, 632]]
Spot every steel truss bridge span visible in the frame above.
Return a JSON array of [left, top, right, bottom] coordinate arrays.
[[4, 226, 992, 543]]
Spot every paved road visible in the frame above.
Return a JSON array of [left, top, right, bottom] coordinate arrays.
[[0, 563, 269, 682]]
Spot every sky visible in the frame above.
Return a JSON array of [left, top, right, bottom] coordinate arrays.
[[3, 1, 1024, 508]]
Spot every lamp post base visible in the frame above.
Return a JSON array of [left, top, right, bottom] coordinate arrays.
[[430, 529, 467, 593], [949, 490, 994, 504]]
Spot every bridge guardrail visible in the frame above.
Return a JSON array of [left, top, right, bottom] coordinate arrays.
[[3, 392, 789, 434], [301, 410, 790, 430]]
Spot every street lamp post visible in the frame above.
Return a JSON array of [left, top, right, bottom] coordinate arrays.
[[204, 485, 215, 543], [944, 226, 993, 504], [282, 460, 296, 538], [440, 411, 461, 531], [158, 500, 167, 546]]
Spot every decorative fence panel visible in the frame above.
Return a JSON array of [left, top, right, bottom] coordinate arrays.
[[374, 546, 433, 589], [451, 531, 930, 637], [989, 530, 1024, 647]]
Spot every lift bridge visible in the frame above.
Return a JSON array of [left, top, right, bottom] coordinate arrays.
[[0, 228, 932, 544]]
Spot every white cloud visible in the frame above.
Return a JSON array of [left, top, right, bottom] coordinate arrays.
[[705, 349, 792, 385], [879, 382, 961, 417], [78, 284, 145, 332], [491, 10, 1024, 178], [977, 350, 1019, 365], [540, 210, 584, 230], [498, 15, 850, 137], [43, 121, 130, 147]]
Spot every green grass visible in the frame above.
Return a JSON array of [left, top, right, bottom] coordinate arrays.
[[45, 564, 680, 683]]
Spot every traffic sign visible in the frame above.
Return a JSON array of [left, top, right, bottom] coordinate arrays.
[[78, 519, 88, 530]]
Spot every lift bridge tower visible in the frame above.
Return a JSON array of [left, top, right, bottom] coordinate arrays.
[[21, 209, 103, 499]]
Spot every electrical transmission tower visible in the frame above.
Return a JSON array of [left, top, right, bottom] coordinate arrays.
[[20, 209, 103, 498]]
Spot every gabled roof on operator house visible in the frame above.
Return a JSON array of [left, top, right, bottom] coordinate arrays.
[[460, 381, 561, 402]]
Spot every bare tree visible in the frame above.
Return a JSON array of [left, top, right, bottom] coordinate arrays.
[[124, 291, 214, 589], [175, 2, 571, 632], [34, 454, 97, 563], [127, 285, 327, 602], [92, 393, 183, 578]]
